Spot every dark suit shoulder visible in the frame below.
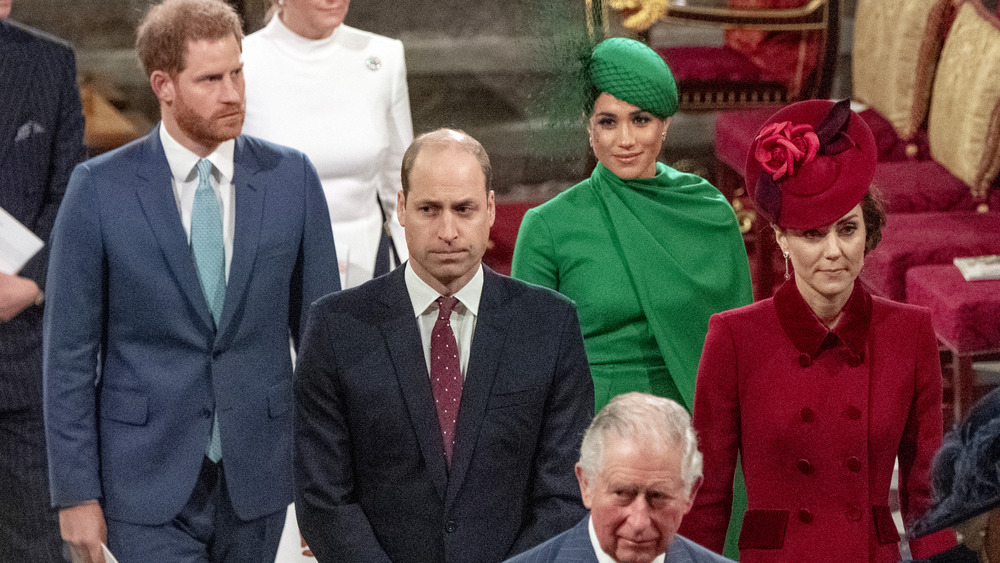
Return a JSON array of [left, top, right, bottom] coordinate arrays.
[[236, 134, 311, 171], [669, 535, 735, 562], [2, 19, 74, 52], [73, 130, 153, 173], [503, 517, 591, 562], [311, 268, 400, 320]]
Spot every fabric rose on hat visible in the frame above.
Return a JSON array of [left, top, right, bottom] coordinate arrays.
[[754, 121, 820, 181]]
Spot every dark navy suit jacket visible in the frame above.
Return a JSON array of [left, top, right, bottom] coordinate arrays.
[[505, 516, 735, 563], [43, 127, 339, 525], [0, 19, 84, 411], [294, 265, 594, 562]]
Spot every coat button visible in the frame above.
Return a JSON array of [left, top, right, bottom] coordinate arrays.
[[798, 353, 812, 367], [847, 354, 863, 367], [797, 459, 813, 475], [445, 520, 457, 533], [800, 407, 815, 423], [847, 506, 863, 521], [846, 457, 862, 472], [212, 349, 222, 360], [201, 408, 212, 419], [798, 509, 814, 523], [846, 406, 862, 420]]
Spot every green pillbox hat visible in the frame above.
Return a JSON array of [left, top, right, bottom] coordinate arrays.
[[589, 37, 678, 119]]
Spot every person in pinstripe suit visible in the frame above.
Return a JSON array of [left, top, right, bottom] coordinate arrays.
[[505, 393, 733, 563], [0, 1, 85, 560]]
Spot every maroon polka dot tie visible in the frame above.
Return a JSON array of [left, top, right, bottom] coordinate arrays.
[[431, 296, 463, 464]]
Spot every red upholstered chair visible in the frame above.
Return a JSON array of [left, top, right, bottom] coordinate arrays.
[[863, 0, 1000, 299], [906, 264, 1000, 425], [862, 1, 1000, 420], [585, 0, 840, 112], [653, 0, 840, 112]]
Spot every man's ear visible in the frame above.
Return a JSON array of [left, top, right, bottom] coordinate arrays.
[[683, 476, 704, 515], [150, 70, 174, 104], [396, 190, 407, 228], [575, 463, 593, 510]]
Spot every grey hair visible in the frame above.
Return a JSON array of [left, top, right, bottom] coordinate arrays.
[[578, 392, 703, 492]]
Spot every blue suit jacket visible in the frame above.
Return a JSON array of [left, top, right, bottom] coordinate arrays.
[[294, 265, 595, 562], [504, 516, 735, 563], [43, 127, 339, 525], [0, 20, 84, 411]]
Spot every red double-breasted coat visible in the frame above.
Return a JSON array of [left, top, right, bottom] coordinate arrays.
[[680, 281, 955, 562]]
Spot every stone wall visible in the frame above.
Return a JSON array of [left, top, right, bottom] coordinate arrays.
[[10, 0, 592, 191]]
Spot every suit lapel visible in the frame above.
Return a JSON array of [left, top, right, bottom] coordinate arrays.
[[134, 128, 214, 331], [0, 24, 31, 167], [380, 268, 449, 500], [445, 268, 510, 506], [216, 136, 263, 341]]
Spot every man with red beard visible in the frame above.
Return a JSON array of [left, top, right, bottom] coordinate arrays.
[[42, 1, 339, 561]]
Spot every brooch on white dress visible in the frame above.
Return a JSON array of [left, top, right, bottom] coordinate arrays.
[[366, 56, 382, 71]]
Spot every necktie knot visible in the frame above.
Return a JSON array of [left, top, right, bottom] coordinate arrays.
[[196, 158, 213, 187], [436, 296, 459, 320]]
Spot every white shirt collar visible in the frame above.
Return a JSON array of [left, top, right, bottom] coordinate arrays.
[[159, 123, 235, 183], [588, 516, 666, 563], [404, 262, 483, 318]]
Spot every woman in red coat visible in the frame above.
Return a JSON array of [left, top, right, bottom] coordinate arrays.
[[678, 100, 955, 562]]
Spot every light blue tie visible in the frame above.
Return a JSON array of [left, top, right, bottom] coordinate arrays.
[[192, 158, 225, 462]]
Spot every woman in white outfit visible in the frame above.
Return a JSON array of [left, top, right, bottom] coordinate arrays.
[[242, 0, 412, 289]]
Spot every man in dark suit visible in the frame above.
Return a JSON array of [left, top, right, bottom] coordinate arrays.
[[505, 393, 732, 563], [0, 1, 85, 559], [42, 0, 339, 561], [294, 128, 594, 562]]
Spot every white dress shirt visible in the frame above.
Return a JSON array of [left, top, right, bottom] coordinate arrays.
[[589, 516, 666, 563], [404, 263, 483, 378], [159, 125, 236, 279]]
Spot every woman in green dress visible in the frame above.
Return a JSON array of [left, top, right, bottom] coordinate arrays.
[[511, 37, 752, 414]]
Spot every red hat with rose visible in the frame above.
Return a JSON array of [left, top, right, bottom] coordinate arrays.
[[744, 99, 877, 230]]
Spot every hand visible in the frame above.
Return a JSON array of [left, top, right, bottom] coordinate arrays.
[[0, 272, 40, 322], [60, 502, 107, 563]]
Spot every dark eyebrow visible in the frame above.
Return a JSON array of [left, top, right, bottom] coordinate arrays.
[[836, 212, 862, 225]]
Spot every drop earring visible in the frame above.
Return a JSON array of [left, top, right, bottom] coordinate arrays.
[[783, 251, 791, 280]]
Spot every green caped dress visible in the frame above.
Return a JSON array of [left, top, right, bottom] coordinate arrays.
[[511, 161, 754, 560], [511, 162, 753, 412]]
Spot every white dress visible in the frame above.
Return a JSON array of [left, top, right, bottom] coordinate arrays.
[[243, 17, 412, 288]]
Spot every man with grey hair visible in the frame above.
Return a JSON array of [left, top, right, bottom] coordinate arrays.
[[506, 392, 732, 563]]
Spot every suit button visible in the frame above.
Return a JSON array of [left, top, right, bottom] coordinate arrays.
[[847, 506, 863, 521], [800, 407, 815, 422], [797, 459, 813, 475], [445, 520, 457, 533], [846, 457, 862, 472], [846, 406, 862, 420], [201, 408, 212, 419], [798, 353, 812, 367], [798, 509, 813, 523], [212, 349, 222, 360]]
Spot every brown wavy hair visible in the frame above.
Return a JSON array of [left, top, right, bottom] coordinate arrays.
[[135, 0, 243, 77]]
